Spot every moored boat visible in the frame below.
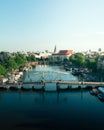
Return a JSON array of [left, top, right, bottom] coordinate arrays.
[[90, 88, 99, 96], [98, 93, 104, 101], [97, 87, 104, 101], [98, 87, 104, 93]]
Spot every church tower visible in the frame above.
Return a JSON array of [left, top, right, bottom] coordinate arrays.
[[54, 45, 57, 53]]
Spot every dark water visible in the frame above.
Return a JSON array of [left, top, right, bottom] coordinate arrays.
[[0, 66, 104, 130]]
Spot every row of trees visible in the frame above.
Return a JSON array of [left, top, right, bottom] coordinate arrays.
[[0, 54, 27, 75], [29, 53, 99, 72], [0, 51, 102, 75], [0, 52, 40, 75], [69, 53, 98, 72]]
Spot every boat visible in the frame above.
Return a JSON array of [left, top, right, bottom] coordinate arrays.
[[98, 93, 104, 101], [97, 87, 104, 101], [98, 87, 104, 93], [90, 88, 99, 96], [64, 66, 71, 71]]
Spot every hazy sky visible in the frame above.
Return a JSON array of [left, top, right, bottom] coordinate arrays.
[[0, 0, 104, 52]]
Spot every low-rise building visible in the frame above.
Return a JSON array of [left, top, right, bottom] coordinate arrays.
[[35, 52, 52, 59]]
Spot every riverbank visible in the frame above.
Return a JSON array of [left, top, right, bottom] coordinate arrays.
[[63, 65, 103, 82], [0, 65, 32, 85]]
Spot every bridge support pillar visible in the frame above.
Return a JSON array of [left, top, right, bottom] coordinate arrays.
[[41, 80, 45, 91], [78, 85, 81, 90], [56, 82, 60, 92], [68, 85, 72, 90]]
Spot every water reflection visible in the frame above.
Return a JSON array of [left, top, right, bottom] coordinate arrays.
[[33, 91, 84, 105], [1, 65, 104, 130], [0, 90, 104, 130], [24, 65, 78, 82]]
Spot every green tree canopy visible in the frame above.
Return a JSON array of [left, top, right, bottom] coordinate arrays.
[[4, 58, 18, 71], [26, 55, 36, 62], [86, 57, 97, 71], [0, 64, 6, 75], [69, 53, 85, 67], [15, 54, 26, 66]]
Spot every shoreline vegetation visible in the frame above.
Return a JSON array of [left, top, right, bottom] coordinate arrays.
[[0, 51, 104, 84]]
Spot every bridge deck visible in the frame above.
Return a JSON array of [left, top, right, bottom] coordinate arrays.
[[0, 81, 104, 88]]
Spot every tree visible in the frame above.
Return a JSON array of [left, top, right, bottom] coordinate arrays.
[[69, 54, 75, 63], [5, 58, 18, 71], [86, 57, 97, 71], [15, 54, 26, 66], [26, 55, 36, 62], [69, 53, 85, 67], [57, 56, 62, 61], [48, 56, 55, 64], [0, 65, 6, 75]]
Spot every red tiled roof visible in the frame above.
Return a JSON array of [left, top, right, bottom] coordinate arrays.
[[53, 50, 73, 56], [58, 50, 73, 55]]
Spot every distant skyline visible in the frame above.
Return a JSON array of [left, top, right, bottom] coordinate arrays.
[[0, 0, 104, 52]]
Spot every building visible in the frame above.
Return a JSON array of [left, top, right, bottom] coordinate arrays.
[[35, 52, 52, 59], [52, 50, 73, 60]]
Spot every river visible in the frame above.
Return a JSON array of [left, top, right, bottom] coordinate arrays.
[[0, 65, 104, 130]]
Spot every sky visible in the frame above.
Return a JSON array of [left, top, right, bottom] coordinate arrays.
[[0, 0, 104, 52]]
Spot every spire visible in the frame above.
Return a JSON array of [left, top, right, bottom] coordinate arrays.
[[54, 45, 57, 53]]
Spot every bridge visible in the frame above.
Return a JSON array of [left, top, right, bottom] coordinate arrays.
[[0, 69, 104, 91], [22, 80, 104, 85], [0, 80, 104, 91]]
